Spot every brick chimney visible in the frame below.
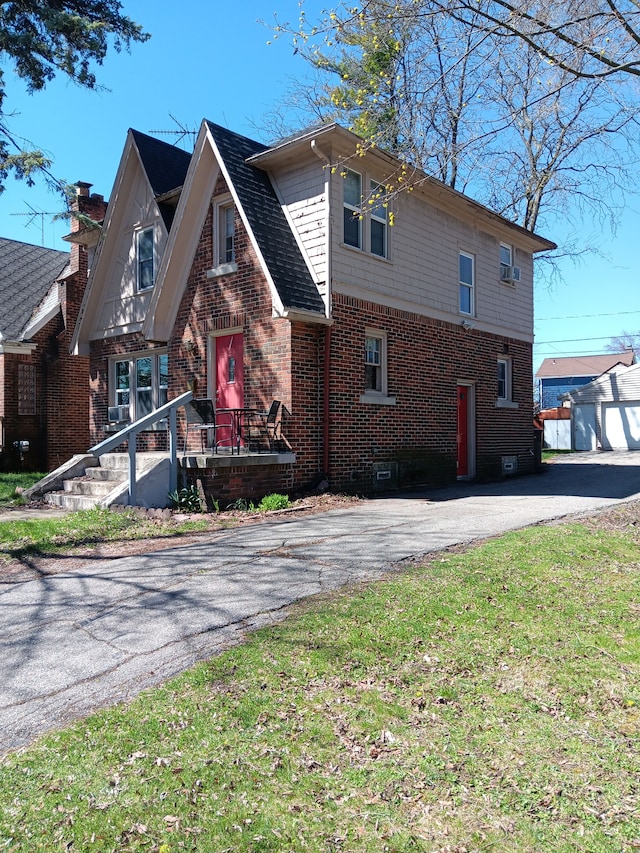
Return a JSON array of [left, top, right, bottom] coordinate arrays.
[[61, 181, 108, 336]]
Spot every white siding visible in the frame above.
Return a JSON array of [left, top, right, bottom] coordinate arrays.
[[567, 365, 640, 404], [272, 155, 327, 286], [327, 165, 535, 339], [92, 168, 167, 339]]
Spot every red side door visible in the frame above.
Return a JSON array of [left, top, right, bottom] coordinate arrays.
[[215, 333, 244, 445], [457, 385, 469, 477]]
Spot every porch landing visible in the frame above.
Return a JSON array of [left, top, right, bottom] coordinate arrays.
[[180, 449, 296, 469]]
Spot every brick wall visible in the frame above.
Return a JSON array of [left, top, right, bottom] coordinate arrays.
[[326, 293, 534, 491], [168, 186, 301, 456], [0, 351, 40, 471]]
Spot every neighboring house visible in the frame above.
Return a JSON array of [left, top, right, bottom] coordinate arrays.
[[72, 120, 555, 502], [561, 362, 640, 451], [0, 184, 107, 471], [535, 352, 635, 410]]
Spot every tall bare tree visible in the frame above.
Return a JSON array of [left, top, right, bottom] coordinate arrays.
[[274, 0, 638, 245]]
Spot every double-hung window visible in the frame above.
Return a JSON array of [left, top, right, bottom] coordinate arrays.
[[136, 227, 154, 291], [365, 333, 383, 393], [210, 198, 237, 275], [500, 244, 512, 279], [497, 356, 518, 408], [361, 329, 395, 404], [497, 357, 510, 401], [343, 169, 363, 249], [459, 251, 475, 315], [113, 352, 168, 423], [218, 202, 235, 265], [343, 171, 390, 258], [370, 181, 387, 258]]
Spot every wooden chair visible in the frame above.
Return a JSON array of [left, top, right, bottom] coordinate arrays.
[[183, 399, 232, 453]]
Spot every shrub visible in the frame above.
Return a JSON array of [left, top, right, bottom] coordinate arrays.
[[168, 485, 203, 513], [257, 493, 291, 512]]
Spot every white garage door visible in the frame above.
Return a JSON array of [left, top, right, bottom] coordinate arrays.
[[602, 402, 640, 450]]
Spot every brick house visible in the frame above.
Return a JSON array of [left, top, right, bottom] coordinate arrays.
[[0, 184, 106, 472], [71, 121, 555, 502]]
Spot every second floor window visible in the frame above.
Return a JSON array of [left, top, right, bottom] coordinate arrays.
[[370, 181, 387, 258], [218, 202, 235, 266], [459, 252, 474, 315], [343, 169, 362, 249], [137, 227, 154, 291]]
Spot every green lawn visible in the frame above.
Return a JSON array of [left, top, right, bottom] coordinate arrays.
[[0, 506, 211, 566], [0, 471, 46, 506], [1, 507, 639, 851]]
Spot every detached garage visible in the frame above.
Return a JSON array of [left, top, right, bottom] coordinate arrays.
[[562, 362, 640, 451]]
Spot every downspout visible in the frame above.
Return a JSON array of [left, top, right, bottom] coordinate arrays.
[[311, 139, 333, 479]]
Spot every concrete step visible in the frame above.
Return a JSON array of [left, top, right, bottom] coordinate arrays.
[[98, 452, 163, 470], [40, 452, 169, 511], [44, 491, 106, 511], [86, 467, 128, 482], [62, 478, 116, 497]]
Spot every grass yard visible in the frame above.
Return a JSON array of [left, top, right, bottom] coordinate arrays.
[[0, 506, 211, 568], [0, 471, 46, 506], [1, 506, 639, 852]]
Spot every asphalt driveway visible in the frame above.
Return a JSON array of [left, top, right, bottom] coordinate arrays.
[[2, 451, 640, 754]]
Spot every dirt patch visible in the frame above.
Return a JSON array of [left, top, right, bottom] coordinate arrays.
[[0, 493, 363, 584]]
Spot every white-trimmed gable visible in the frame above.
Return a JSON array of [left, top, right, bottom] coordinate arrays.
[[72, 132, 169, 354]]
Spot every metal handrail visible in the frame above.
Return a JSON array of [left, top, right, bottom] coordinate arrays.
[[89, 390, 193, 506]]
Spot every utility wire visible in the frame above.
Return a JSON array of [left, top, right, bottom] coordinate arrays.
[[536, 309, 640, 321]]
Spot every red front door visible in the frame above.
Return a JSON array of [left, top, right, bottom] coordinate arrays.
[[457, 385, 469, 477], [215, 333, 244, 446]]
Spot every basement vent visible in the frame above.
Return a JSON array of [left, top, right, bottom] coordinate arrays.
[[501, 455, 518, 476], [372, 461, 398, 490]]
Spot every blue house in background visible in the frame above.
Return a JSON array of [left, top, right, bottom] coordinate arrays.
[[535, 352, 635, 410]]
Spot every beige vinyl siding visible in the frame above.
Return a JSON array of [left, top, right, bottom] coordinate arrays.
[[329, 167, 534, 340], [94, 171, 168, 339], [272, 156, 327, 287]]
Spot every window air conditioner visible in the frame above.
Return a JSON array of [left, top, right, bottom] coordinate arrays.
[[108, 405, 130, 422], [500, 265, 521, 283]]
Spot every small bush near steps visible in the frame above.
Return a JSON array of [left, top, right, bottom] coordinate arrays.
[[256, 493, 291, 512], [167, 485, 203, 513]]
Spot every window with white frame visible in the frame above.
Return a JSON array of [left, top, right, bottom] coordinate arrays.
[[215, 200, 236, 267], [500, 243, 515, 283], [497, 357, 512, 401], [343, 169, 362, 249], [113, 352, 168, 422], [370, 180, 387, 258], [365, 333, 383, 393], [361, 329, 396, 404], [459, 251, 475, 315], [136, 227, 154, 291]]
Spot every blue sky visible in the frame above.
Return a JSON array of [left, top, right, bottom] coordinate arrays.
[[0, 0, 638, 374]]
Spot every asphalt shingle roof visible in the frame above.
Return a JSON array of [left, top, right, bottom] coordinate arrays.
[[206, 121, 325, 316], [536, 352, 635, 379], [130, 130, 192, 231], [0, 237, 69, 341]]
